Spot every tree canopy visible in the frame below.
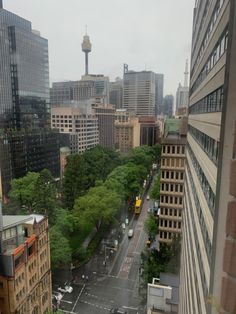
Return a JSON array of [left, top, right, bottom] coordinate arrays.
[[144, 214, 158, 239]]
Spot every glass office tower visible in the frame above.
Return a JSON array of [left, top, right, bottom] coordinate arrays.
[[0, 6, 60, 198]]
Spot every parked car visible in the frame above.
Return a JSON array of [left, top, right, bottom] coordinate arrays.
[[146, 195, 150, 200], [128, 229, 134, 238]]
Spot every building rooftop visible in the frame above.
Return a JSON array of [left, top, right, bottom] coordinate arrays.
[[159, 273, 180, 305], [2, 215, 31, 230], [2, 214, 44, 230]]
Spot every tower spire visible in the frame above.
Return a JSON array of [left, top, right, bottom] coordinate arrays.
[[184, 59, 189, 87], [81, 30, 92, 76]]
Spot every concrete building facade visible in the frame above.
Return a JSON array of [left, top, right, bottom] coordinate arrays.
[[93, 104, 115, 149], [109, 78, 123, 109], [179, 0, 236, 313], [51, 107, 99, 154], [0, 213, 52, 314], [159, 119, 186, 244]]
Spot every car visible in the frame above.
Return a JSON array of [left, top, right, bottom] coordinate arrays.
[[128, 229, 134, 238], [146, 195, 150, 200], [110, 308, 127, 314]]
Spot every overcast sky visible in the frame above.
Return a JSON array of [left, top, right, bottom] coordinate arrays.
[[5, 0, 195, 96]]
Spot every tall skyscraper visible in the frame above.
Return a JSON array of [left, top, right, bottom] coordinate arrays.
[[0, 4, 60, 199], [123, 66, 156, 116], [179, 0, 236, 313], [155, 73, 164, 115], [159, 95, 174, 118]]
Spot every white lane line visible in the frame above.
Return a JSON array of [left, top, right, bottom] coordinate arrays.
[[123, 305, 139, 310], [80, 299, 110, 311], [60, 299, 73, 304], [71, 283, 85, 312]]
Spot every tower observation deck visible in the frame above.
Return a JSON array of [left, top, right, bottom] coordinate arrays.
[[82, 33, 92, 76]]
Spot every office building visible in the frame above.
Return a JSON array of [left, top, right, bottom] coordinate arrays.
[[51, 106, 99, 154], [115, 110, 140, 153], [159, 95, 174, 118], [109, 78, 123, 109], [123, 66, 156, 116], [0, 4, 60, 199], [179, 0, 236, 313], [139, 116, 160, 146], [155, 74, 164, 116], [159, 118, 186, 244], [50, 75, 109, 108], [93, 104, 115, 149], [0, 211, 52, 313]]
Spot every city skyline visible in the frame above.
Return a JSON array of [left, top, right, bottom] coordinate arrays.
[[4, 0, 195, 95]]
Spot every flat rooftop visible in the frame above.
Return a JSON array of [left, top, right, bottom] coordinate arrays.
[[2, 214, 44, 230]]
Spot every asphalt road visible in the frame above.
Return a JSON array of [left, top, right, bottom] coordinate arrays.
[[53, 195, 151, 314]]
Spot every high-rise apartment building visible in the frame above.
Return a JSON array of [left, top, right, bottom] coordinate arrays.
[[159, 118, 186, 244], [0, 4, 60, 198], [0, 211, 52, 313], [51, 106, 99, 154], [179, 0, 236, 313]]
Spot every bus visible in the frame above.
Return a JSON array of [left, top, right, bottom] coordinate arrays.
[[135, 198, 142, 214]]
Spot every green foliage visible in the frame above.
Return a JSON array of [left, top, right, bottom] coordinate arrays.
[[9, 172, 39, 212], [73, 185, 121, 231], [62, 146, 120, 209], [140, 238, 181, 285], [150, 174, 160, 200], [49, 226, 72, 269], [144, 214, 158, 239]]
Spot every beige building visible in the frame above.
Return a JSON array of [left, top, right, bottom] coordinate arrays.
[[0, 213, 51, 314], [179, 0, 236, 313], [51, 106, 99, 154], [114, 110, 140, 153], [159, 119, 186, 244]]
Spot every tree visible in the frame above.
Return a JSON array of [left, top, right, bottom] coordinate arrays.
[[144, 214, 158, 240], [62, 154, 87, 209], [9, 172, 39, 212], [150, 174, 160, 200], [73, 185, 121, 231], [34, 169, 58, 221], [50, 226, 72, 269]]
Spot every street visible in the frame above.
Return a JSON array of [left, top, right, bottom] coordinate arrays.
[[53, 194, 150, 314]]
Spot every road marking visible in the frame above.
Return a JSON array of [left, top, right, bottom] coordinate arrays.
[[123, 305, 139, 310], [80, 299, 110, 311], [60, 299, 73, 304], [71, 283, 85, 312], [84, 292, 114, 303]]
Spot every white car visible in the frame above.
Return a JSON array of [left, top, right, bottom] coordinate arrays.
[[146, 195, 150, 200], [58, 285, 73, 293], [128, 229, 134, 238]]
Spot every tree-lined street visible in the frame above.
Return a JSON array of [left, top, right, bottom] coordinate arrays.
[[53, 194, 151, 313]]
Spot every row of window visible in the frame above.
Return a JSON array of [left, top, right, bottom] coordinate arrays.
[[186, 163, 212, 264], [190, 27, 228, 96], [189, 86, 224, 114], [162, 145, 185, 155], [159, 219, 181, 229], [161, 170, 184, 181], [28, 259, 37, 273], [185, 173, 209, 299], [159, 231, 179, 240], [161, 157, 185, 168], [52, 114, 72, 118], [160, 208, 182, 217], [188, 124, 219, 165], [191, 0, 225, 76], [187, 143, 215, 216], [160, 195, 183, 205], [161, 183, 184, 193]]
